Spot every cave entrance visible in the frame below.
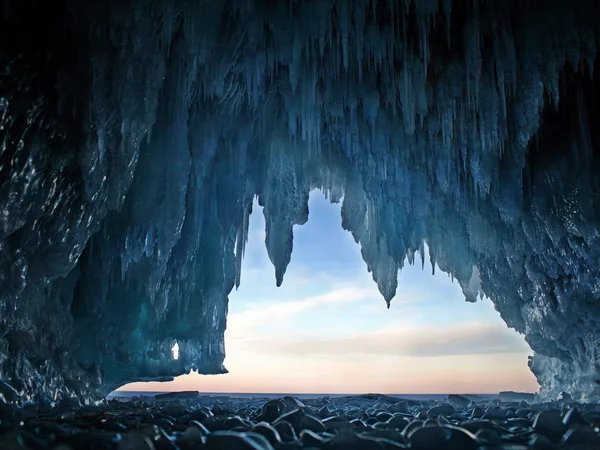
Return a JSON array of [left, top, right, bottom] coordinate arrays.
[[114, 190, 538, 398]]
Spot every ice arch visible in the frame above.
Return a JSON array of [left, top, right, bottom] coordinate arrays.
[[1, 0, 600, 403]]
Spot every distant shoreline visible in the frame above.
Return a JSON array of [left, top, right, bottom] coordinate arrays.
[[108, 391, 506, 400]]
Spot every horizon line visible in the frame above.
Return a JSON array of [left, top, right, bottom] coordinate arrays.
[[111, 390, 535, 395]]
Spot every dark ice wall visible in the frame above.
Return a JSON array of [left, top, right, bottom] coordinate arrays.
[[1, 0, 600, 403]]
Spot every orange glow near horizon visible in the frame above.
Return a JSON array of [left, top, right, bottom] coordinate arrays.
[[120, 327, 539, 395], [120, 353, 539, 395]]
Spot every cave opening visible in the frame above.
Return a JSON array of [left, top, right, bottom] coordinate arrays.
[[113, 190, 538, 398]]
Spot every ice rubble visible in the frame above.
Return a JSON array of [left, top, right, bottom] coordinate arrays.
[[0, 0, 600, 403]]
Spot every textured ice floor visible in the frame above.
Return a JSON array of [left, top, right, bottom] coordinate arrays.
[[1, 392, 600, 449]]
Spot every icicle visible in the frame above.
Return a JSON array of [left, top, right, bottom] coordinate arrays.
[[339, 0, 350, 71]]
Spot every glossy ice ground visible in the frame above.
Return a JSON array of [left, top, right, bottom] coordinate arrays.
[[2, 393, 598, 449]]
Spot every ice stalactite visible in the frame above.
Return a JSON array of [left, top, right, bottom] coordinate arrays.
[[1, 0, 600, 402]]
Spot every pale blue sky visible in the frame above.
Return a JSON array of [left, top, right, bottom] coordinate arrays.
[[123, 190, 538, 394]]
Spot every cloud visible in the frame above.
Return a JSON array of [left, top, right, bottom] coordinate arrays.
[[242, 322, 532, 358], [227, 286, 380, 337]]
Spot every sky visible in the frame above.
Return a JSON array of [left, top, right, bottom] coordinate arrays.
[[120, 190, 539, 395]]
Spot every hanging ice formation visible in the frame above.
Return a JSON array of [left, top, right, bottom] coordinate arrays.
[[1, 0, 600, 403]]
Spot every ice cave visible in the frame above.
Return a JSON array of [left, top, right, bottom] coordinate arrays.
[[1, 0, 600, 406]]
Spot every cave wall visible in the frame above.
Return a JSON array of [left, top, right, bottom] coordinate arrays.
[[1, 0, 600, 403]]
